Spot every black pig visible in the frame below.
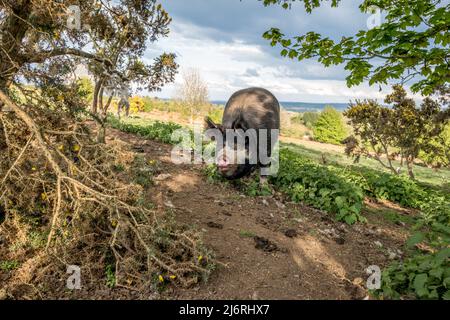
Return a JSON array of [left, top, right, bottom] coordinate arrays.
[[205, 87, 280, 180]]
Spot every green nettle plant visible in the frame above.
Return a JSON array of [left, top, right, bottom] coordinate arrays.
[[271, 149, 366, 224], [312, 106, 348, 145]]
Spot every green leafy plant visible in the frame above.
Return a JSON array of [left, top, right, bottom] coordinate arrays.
[[0, 260, 19, 272], [271, 149, 365, 224], [105, 264, 116, 288]]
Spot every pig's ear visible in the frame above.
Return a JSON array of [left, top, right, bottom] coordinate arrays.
[[204, 116, 218, 130], [232, 114, 247, 131]]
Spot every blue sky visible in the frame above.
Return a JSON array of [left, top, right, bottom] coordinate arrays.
[[147, 0, 420, 103]]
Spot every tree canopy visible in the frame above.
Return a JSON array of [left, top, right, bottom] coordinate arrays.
[[344, 85, 449, 178], [0, 0, 177, 100], [262, 0, 450, 95]]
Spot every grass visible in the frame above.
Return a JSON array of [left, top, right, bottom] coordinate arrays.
[[0, 260, 19, 272], [284, 143, 450, 189], [239, 230, 256, 238]]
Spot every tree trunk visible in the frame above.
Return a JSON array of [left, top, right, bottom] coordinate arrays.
[[406, 157, 415, 179], [96, 121, 106, 144], [0, 1, 32, 89], [91, 80, 102, 114]]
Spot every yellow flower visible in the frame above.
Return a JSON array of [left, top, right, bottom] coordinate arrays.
[[111, 219, 118, 227], [58, 145, 64, 151], [158, 275, 164, 283], [72, 144, 80, 152], [169, 275, 176, 280], [40, 193, 47, 201], [198, 255, 203, 263], [31, 167, 37, 171]]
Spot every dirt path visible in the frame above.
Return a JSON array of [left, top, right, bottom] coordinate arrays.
[[108, 128, 411, 300]]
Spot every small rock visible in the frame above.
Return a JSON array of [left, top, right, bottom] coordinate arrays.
[[214, 200, 225, 206], [207, 221, 223, 229], [395, 220, 406, 227], [374, 241, 383, 248], [254, 236, 278, 252], [262, 199, 269, 206], [221, 210, 232, 216], [275, 201, 285, 209], [164, 200, 175, 208], [284, 229, 298, 238], [154, 173, 171, 181], [387, 248, 397, 260]]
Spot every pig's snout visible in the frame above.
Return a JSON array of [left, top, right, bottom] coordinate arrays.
[[217, 157, 229, 170]]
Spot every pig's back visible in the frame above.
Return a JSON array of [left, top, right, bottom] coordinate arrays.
[[222, 88, 280, 130]]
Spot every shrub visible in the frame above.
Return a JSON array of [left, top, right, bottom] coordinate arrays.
[[129, 96, 145, 114], [270, 149, 365, 224], [313, 106, 347, 144], [302, 111, 320, 128]]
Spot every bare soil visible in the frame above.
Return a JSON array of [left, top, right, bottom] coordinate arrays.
[[106, 128, 412, 300]]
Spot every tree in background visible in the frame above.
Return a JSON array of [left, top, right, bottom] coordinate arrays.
[[262, 0, 449, 95], [312, 106, 347, 145], [176, 68, 209, 123], [344, 85, 449, 178], [302, 111, 320, 129]]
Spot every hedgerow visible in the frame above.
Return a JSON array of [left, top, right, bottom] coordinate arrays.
[[108, 115, 183, 144]]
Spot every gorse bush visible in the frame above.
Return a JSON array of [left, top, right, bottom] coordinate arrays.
[[313, 106, 347, 145], [271, 149, 365, 224]]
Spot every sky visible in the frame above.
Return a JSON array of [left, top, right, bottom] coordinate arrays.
[[143, 0, 421, 103]]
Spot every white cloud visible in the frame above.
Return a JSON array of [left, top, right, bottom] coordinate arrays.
[[145, 19, 423, 104]]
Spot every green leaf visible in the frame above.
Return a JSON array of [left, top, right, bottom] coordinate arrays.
[[443, 290, 450, 300], [413, 274, 428, 297], [406, 232, 425, 248]]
